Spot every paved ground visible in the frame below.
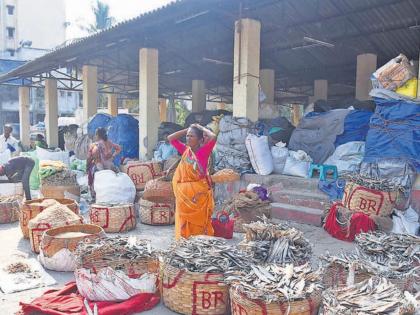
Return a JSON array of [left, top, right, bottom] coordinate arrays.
[[0, 218, 354, 314]]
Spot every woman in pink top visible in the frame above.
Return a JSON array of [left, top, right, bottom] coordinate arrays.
[[168, 124, 216, 239]]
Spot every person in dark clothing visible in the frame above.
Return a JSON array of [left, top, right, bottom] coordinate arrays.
[[0, 156, 35, 200]]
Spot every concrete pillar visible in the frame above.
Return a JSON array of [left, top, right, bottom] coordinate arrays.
[[355, 53, 377, 100], [314, 79, 328, 101], [233, 18, 261, 121], [44, 79, 58, 148], [259, 69, 275, 104], [191, 80, 206, 113], [107, 94, 118, 116], [18, 86, 30, 147], [159, 98, 167, 122], [139, 48, 159, 160], [82, 65, 98, 122]]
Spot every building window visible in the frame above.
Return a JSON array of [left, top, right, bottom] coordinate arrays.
[[7, 49, 15, 57], [60, 91, 65, 97], [6, 5, 14, 15], [6, 27, 15, 39], [67, 92, 72, 97]]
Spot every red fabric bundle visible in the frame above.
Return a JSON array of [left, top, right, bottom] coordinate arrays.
[[324, 202, 376, 242], [19, 282, 160, 315]]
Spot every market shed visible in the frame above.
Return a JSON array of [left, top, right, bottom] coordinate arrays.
[[0, 0, 419, 157]]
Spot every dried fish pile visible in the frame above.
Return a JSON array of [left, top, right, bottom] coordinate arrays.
[[0, 195, 21, 203], [322, 277, 416, 315], [75, 236, 158, 271], [164, 235, 254, 273], [41, 169, 78, 186], [226, 263, 322, 303], [4, 261, 31, 274], [240, 219, 312, 265], [355, 232, 420, 266], [321, 251, 418, 280]]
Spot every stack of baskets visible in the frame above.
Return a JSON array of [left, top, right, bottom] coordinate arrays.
[[143, 177, 175, 204], [28, 203, 83, 253], [121, 161, 162, 191], [0, 195, 21, 224], [39, 224, 105, 271], [19, 198, 79, 239], [161, 261, 230, 315], [41, 185, 81, 201], [74, 236, 159, 301], [89, 203, 136, 232], [139, 198, 175, 225]]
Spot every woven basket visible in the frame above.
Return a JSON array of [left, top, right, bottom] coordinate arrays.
[[139, 199, 175, 225], [162, 262, 230, 315], [323, 262, 415, 292], [19, 198, 79, 239], [0, 199, 20, 224], [230, 287, 321, 315], [143, 178, 175, 204], [121, 161, 162, 191], [41, 185, 81, 200], [89, 203, 136, 233], [342, 181, 398, 217], [29, 218, 82, 254], [40, 224, 105, 258], [211, 169, 240, 184]]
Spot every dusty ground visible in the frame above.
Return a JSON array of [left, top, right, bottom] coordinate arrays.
[[0, 218, 354, 314]]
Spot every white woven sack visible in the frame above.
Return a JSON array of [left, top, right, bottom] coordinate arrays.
[[94, 170, 136, 204], [245, 134, 273, 175]]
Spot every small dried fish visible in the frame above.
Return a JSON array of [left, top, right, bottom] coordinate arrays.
[[240, 218, 312, 265], [355, 231, 420, 265], [4, 261, 31, 274], [163, 235, 255, 273], [322, 277, 416, 315], [225, 263, 322, 303]]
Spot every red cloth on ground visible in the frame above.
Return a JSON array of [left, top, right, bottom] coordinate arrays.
[[19, 282, 160, 315], [324, 202, 376, 242]]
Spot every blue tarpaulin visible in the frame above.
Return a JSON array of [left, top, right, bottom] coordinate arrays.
[[87, 113, 112, 137], [108, 114, 139, 165], [363, 97, 420, 172], [335, 110, 373, 146]]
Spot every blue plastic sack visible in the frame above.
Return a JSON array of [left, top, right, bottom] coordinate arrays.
[[318, 179, 346, 201], [363, 97, 420, 171], [335, 110, 373, 146], [108, 114, 139, 166], [87, 113, 112, 137]]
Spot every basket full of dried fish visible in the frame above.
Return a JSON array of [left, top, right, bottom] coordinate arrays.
[[74, 236, 159, 301], [239, 218, 312, 265], [161, 236, 254, 315], [321, 251, 418, 293], [227, 263, 322, 315], [321, 277, 417, 315], [0, 195, 21, 224]]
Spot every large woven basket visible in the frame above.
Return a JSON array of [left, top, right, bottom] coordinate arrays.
[[29, 218, 83, 254], [230, 287, 321, 315], [121, 161, 162, 191], [89, 203, 136, 233], [0, 198, 20, 224], [143, 178, 175, 204], [161, 262, 230, 315], [323, 262, 415, 293], [139, 199, 175, 225], [19, 198, 79, 239], [342, 181, 399, 217], [41, 185, 81, 201]]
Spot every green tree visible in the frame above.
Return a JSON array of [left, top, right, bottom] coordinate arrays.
[[80, 1, 115, 34], [175, 101, 190, 126]]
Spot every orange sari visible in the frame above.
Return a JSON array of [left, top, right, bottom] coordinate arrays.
[[172, 147, 214, 240]]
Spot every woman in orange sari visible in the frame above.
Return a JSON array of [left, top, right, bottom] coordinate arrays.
[[168, 124, 216, 240]]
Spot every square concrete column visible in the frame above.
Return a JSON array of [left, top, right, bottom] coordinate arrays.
[[139, 48, 159, 160], [82, 65, 98, 122], [355, 53, 377, 100], [18, 86, 30, 147], [233, 18, 261, 122], [44, 79, 58, 148], [191, 80, 206, 113], [259, 69, 275, 104], [159, 98, 167, 122], [107, 94, 118, 116]]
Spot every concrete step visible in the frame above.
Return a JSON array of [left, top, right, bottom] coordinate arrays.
[[270, 191, 329, 210], [271, 202, 324, 227], [243, 174, 320, 191]]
